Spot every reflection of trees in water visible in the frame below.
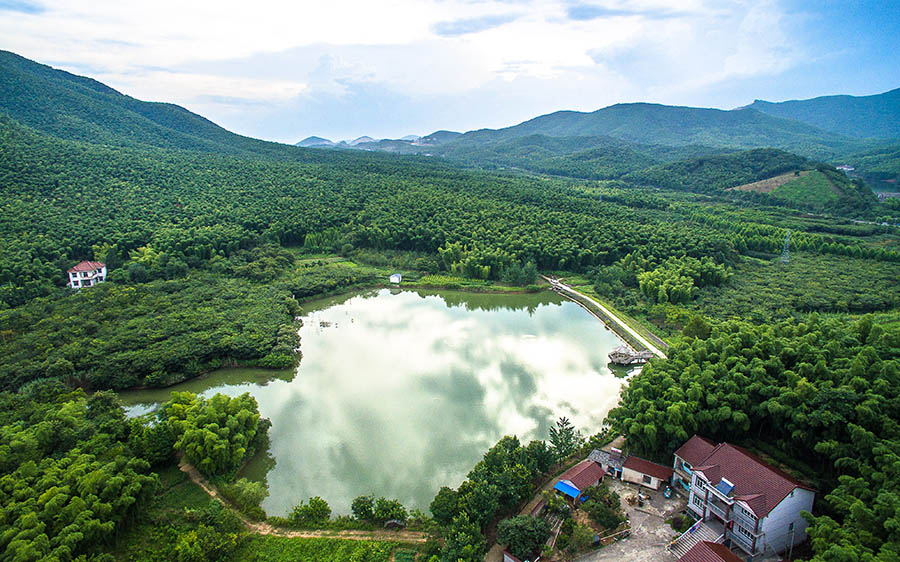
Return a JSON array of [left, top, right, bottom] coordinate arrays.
[[412, 289, 559, 314], [239, 438, 277, 495]]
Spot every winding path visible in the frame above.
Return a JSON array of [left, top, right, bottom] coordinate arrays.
[[541, 275, 667, 359], [177, 459, 426, 544]]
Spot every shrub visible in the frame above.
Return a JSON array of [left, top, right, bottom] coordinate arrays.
[[290, 496, 332, 525], [497, 515, 551, 560]]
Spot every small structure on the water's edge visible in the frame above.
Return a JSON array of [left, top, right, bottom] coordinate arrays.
[[67, 261, 107, 289], [608, 345, 654, 365], [389, 273, 402, 284]]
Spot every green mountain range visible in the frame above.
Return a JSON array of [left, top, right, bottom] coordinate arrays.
[[0, 49, 892, 207], [0, 49, 288, 155], [747, 88, 900, 140], [455, 103, 864, 158]]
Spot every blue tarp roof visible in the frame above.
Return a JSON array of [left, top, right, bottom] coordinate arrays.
[[554, 479, 581, 499]]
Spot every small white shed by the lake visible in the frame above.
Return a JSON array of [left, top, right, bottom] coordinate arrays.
[[389, 273, 402, 284]]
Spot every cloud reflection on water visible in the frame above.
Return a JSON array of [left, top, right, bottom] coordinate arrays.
[[124, 288, 626, 515]]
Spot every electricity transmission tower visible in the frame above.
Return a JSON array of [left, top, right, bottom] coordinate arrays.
[[781, 232, 791, 264]]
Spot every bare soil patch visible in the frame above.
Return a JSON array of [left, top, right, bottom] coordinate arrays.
[[728, 170, 811, 193]]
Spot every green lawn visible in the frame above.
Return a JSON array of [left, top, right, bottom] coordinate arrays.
[[772, 170, 840, 205], [228, 536, 397, 562]]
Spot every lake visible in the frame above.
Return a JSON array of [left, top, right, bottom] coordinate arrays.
[[118, 288, 627, 516]]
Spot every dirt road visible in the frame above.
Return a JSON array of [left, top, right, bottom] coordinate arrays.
[[178, 459, 426, 544]]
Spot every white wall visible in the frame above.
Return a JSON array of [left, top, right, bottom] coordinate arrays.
[[761, 488, 815, 553], [622, 467, 663, 490]]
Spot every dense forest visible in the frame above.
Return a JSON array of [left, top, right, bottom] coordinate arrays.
[[2, 50, 900, 561], [607, 316, 900, 561]]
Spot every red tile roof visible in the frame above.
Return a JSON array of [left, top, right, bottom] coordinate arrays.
[[675, 435, 716, 466], [67, 261, 105, 273], [679, 541, 744, 562], [623, 456, 674, 481], [559, 459, 605, 491], [690, 441, 814, 518]]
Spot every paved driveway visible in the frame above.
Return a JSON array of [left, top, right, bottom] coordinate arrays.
[[576, 479, 685, 562]]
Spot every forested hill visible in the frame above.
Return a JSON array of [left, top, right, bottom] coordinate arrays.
[[625, 148, 811, 193], [451, 102, 868, 160], [0, 50, 294, 155], [748, 87, 900, 140]]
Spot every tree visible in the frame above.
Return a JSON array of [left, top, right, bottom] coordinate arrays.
[[351, 495, 375, 522], [497, 515, 551, 560], [430, 487, 459, 526], [164, 392, 263, 477], [224, 478, 268, 513], [373, 497, 407, 524], [569, 523, 594, 552], [683, 315, 711, 340], [458, 481, 500, 529], [440, 514, 485, 562], [290, 496, 332, 525], [549, 416, 583, 461]]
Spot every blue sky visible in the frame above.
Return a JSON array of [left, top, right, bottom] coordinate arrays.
[[1, 0, 898, 142]]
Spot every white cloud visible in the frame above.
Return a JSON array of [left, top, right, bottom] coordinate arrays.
[[0, 0, 808, 140]]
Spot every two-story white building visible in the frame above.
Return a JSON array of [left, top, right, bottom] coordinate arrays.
[[67, 261, 107, 289], [673, 435, 815, 559]]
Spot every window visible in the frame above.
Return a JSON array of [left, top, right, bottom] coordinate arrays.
[[693, 495, 704, 508], [695, 477, 706, 490], [739, 506, 757, 521], [789, 522, 794, 531], [642, 475, 653, 485], [738, 525, 754, 539]]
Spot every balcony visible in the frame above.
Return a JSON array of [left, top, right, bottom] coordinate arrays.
[[706, 502, 731, 522], [728, 526, 763, 555], [707, 499, 732, 522]]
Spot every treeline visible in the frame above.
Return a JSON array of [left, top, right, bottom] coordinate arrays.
[[0, 248, 390, 391], [428, 436, 556, 562], [607, 315, 900, 560], [624, 148, 810, 193], [3, 114, 895, 313]]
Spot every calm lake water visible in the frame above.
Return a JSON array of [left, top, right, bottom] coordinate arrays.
[[118, 288, 627, 516]]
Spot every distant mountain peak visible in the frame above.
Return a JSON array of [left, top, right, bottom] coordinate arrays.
[[296, 136, 334, 147]]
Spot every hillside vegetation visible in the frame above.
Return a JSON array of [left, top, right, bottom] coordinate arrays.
[[625, 148, 810, 193], [770, 170, 840, 205], [748, 87, 900, 139], [1, 51, 900, 562]]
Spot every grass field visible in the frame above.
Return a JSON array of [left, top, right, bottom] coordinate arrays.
[[229, 536, 398, 562], [771, 170, 840, 205]]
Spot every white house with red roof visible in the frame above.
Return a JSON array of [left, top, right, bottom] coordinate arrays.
[[67, 261, 107, 289], [673, 435, 815, 558]]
